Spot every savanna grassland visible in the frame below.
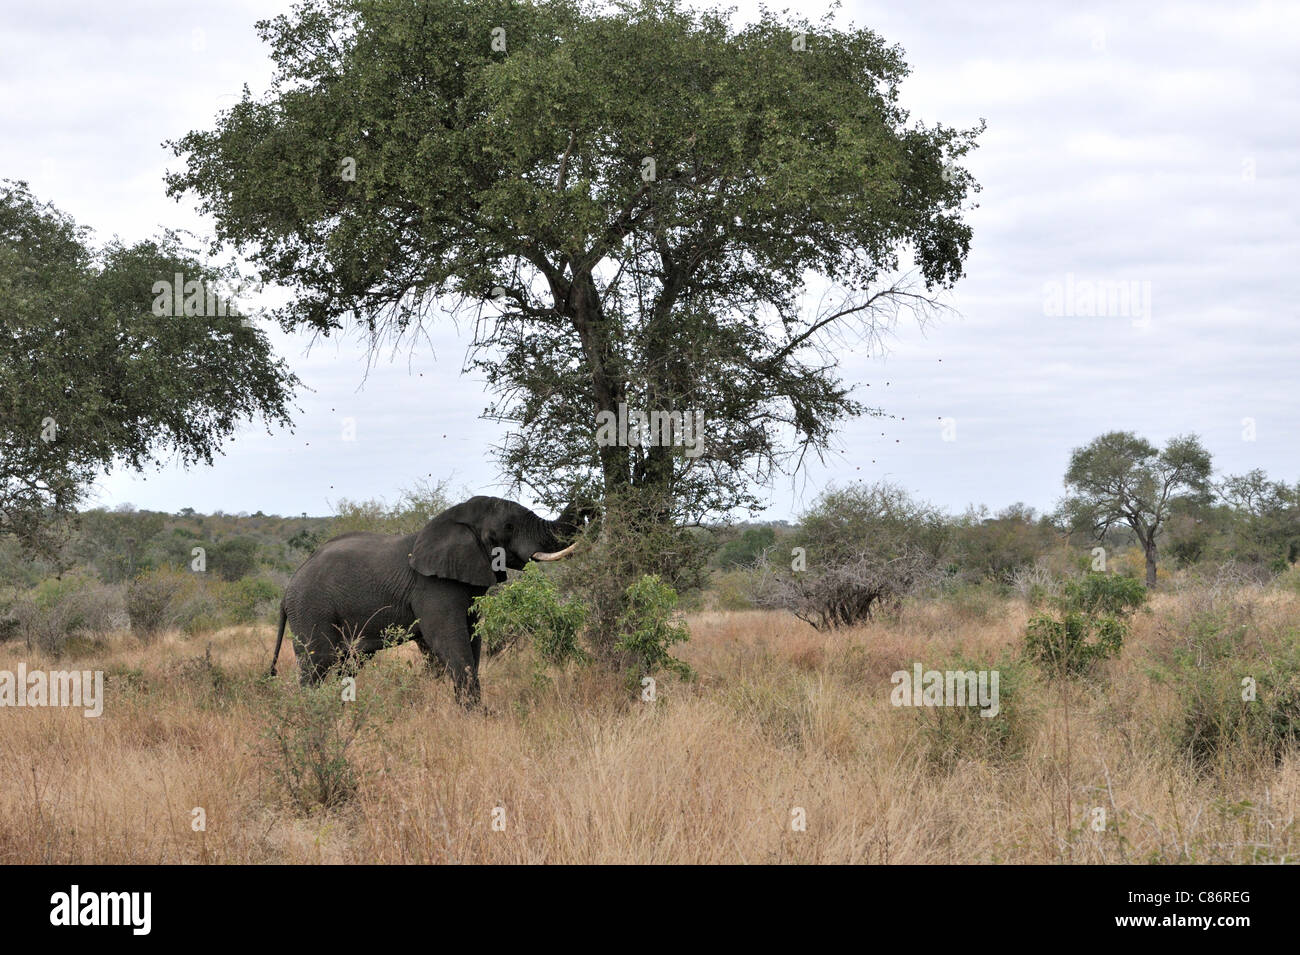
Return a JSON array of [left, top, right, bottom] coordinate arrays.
[[3, 576, 1297, 864]]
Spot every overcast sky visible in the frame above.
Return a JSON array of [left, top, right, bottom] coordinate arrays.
[[3, 0, 1297, 521]]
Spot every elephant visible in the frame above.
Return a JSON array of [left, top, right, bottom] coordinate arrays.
[[269, 495, 580, 705]]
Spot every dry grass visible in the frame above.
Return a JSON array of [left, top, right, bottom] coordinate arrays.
[[1, 585, 1297, 863]]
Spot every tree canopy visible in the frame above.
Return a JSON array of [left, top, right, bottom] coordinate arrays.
[[0, 180, 298, 557], [166, 0, 981, 525]]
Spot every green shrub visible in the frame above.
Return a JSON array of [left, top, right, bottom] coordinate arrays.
[[1155, 624, 1300, 768], [614, 574, 693, 685], [472, 564, 589, 667], [712, 526, 776, 569], [1025, 611, 1126, 677], [209, 537, 259, 581], [1062, 574, 1147, 616], [222, 576, 280, 624], [126, 567, 197, 640], [1023, 573, 1146, 677]]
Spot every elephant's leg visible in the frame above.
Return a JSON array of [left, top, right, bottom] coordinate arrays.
[[291, 617, 341, 685], [414, 607, 480, 707], [468, 611, 482, 671], [415, 633, 450, 678], [298, 644, 336, 685]]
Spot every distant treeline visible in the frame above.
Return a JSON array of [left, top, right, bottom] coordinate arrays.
[[7, 469, 1297, 593]]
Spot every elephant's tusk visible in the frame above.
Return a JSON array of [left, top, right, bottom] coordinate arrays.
[[532, 541, 579, 561]]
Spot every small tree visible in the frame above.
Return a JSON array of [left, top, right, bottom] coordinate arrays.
[[614, 574, 693, 686], [1062, 432, 1212, 587]]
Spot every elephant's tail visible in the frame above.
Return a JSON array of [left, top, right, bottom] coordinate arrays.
[[269, 603, 288, 677]]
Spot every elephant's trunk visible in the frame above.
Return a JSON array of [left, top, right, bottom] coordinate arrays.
[[530, 501, 586, 561]]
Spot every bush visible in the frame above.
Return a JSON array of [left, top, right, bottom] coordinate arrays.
[[918, 653, 1035, 770], [552, 489, 710, 655], [127, 568, 280, 639], [614, 574, 693, 686], [472, 564, 589, 667], [1062, 573, 1147, 616], [221, 576, 280, 624], [331, 478, 454, 536], [1023, 574, 1146, 677], [953, 503, 1057, 582], [1007, 563, 1065, 605], [9, 574, 124, 653], [262, 681, 372, 813], [754, 482, 947, 630], [712, 526, 776, 569], [1149, 600, 1300, 767], [209, 537, 259, 582], [126, 568, 197, 640]]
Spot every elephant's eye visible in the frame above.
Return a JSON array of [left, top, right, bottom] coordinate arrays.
[[504, 522, 514, 535]]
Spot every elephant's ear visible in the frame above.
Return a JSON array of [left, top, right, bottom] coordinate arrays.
[[408, 519, 496, 587]]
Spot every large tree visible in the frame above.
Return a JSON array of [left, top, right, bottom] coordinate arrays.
[[1062, 431, 1213, 587], [0, 181, 297, 558], [165, 0, 981, 531]]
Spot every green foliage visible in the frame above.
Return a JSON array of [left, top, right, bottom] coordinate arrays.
[[953, 503, 1057, 581], [209, 536, 260, 581], [1061, 573, 1147, 616], [1062, 431, 1213, 585], [221, 576, 280, 624], [1023, 574, 1146, 677], [1156, 626, 1300, 768], [713, 526, 776, 569], [262, 681, 371, 813], [472, 564, 589, 667], [554, 489, 711, 653], [126, 567, 281, 639], [166, 0, 980, 527], [614, 574, 693, 684], [1025, 612, 1126, 678], [287, 527, 324, 554], [0, 180, 297, 557]]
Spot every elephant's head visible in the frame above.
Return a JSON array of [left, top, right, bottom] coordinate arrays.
[[408, 496, 580, 587]]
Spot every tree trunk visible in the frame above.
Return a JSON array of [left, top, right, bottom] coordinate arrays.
[[1144, 542, 1158, 588]]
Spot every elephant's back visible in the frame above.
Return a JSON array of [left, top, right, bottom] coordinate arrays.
[[289, 532, 409, 587]]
